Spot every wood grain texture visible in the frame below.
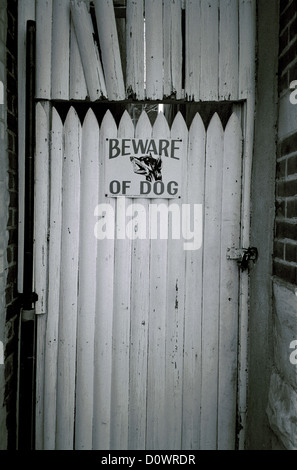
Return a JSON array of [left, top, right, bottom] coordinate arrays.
[[75, 110, 99, 449], [92, 110, 117, 450], [145, 0, 163, 99], [51, 0, 70, 99], [56, 108, 81, 449], [126, 0, 145, 99], [43, 107, 63, 450], [200, 113, 224, 449], [217, 112, 242, 449], [71, 0, 107, 100], [36, 0, 52, 99], [94, 0, 125, 100]]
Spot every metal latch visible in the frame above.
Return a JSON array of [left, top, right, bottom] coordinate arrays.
[[226, 247, 258, 271]]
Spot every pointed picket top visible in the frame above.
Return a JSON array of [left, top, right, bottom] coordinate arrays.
[[64, 106, 81, 129], [52, 106, 63, 132], [100, 109, 118, 134], [118, 110, 134, 137], [36, 101, 47, 127], [207, 112, 224, 137], [189, 112, 206, 137], [171, 111, 188, 137], [81, 109, 99, 170], [224, 111, 242, 143], [83, 108, 99, 133], [152, 111, 170, 139], [135, 110, 152, 139]]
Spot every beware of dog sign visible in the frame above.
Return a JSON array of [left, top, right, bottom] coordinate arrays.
[[105, 138, 183, 198]]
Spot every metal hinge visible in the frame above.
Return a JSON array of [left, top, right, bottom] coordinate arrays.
[[226, 247, 258, 271]]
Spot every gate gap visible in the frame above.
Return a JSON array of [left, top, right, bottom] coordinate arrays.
[[50, 100, 235, 129]]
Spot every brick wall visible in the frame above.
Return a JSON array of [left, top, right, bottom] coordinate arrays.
[[274, 0, 297, 286], [266, 0, 297, 450], [0, 0, 19, 450]]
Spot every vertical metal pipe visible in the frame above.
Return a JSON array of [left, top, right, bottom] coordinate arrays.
[[18, 20, 36, 450], [23, 20, 36, 310]]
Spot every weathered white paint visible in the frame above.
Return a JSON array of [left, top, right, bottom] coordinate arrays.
[[51, 0, 70, 99], [42, 108, 63, 450], [146, 112, 170, 449], [69, 19, 88, 100], [128, 111, 151, 450], [200, 0, 219, 100], [239, 0, 256, 98], [217, 112, 242, 449], [110, 112, 134, 450], [34, 105, 51, 452], [36, 0, 52, 99], [164, 112, 188, 448], [92, 110, 116, 450], [33, 0, 255, 103], [70, 0, 107, 100], [182, 112, 205, 449], [35, 108, 245, 450], [56, 108, 81, 449], [75, 109, 99, 450], [94, 0, 125, 100], [185, 0, 201, 101], [219, 0, 239, 100], [163, 0, 183, 99], [145, 0, 163, 99], [34, 103, 49, 315], [200, 113, 224, 449], [126, 0, 145, 100]]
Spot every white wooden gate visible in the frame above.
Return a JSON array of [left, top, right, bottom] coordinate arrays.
[[34, 104, 244, 450], [19, 0, 257, 452]]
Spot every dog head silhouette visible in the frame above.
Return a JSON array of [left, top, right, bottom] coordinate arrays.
[[130, 154, 162, 182]]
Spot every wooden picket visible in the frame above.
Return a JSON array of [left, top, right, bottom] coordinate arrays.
[[126, 0, 145, 99], [128, 111, 151, 450], [94, 0, 126, 100], [69, 18, 88, 100], [51, 0, 70, 99], [200, 0, 219, 101], [217, 112, 242, 449], [75, 109, 99, 449], [35, 107, 244, 450], [43, 108, 63, 449], [182, 112, 205, 449], [70, 0, 107, 100], [92, 110, 116, 450], [56, 108, 81, 449], [36, 0, 52, 99], [200, 113, 224, 449]]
